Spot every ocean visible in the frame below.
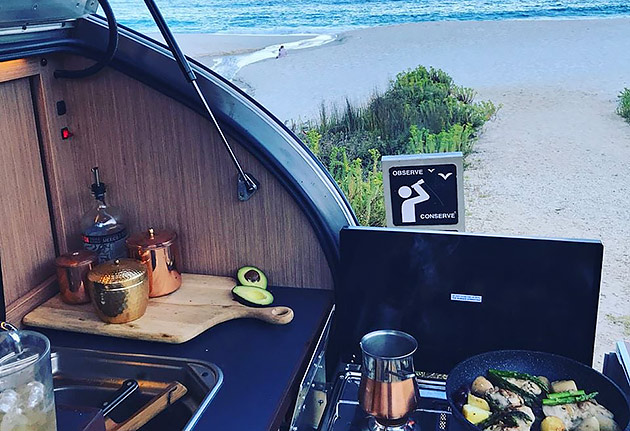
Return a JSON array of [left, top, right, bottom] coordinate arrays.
[[108, 0, 630, 34]]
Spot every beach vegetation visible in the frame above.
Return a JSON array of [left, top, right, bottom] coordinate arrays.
[[617, 88, 630, 122], [296, 65, 496, 225]]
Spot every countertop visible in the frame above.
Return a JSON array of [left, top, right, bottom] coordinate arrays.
[[34, 286, 334, 431]]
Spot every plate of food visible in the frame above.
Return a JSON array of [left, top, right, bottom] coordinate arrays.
[[446, 350, 630, 431]]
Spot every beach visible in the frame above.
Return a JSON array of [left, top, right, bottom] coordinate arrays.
[[176, 18, 630, 366]]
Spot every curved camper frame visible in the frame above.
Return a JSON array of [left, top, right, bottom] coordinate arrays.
[[0, 16, 355, 322]]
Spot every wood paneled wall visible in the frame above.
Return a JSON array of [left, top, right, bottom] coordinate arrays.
[[0, 77, 56, 313], [0, 58, 66, 323], [45, 55, 333, 290]]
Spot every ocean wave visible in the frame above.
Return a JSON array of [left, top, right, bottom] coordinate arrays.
[[108, 0, 630, 34], [212, 34, 336, 79]]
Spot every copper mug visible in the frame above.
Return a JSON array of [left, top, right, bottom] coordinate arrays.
[[359, 330, 419, 427]]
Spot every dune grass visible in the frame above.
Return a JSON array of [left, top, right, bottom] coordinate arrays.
[[294, 65, 496, 225], [617, 88, 630, 122]]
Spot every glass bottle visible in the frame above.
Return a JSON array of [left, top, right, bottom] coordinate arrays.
[[80, 167, 128, 263]]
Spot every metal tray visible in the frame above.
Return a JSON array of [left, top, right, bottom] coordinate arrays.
[[52, 347, 222, 430]]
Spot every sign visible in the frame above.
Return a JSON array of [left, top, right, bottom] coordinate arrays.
[[382, 153, 465, 231]]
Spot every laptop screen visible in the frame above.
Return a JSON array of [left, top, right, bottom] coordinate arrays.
[[334, 226, 603, 373]]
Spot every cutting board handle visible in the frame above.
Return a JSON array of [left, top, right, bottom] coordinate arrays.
[[250, 306, 294, 325]]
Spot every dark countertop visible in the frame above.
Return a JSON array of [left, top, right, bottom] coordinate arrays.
[[35, 286, 334, 431]]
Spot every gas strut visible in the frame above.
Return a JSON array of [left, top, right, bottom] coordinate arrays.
[[142, 0, 259, 201]]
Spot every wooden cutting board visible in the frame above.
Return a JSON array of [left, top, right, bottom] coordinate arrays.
[[23, 273, 294, 344]]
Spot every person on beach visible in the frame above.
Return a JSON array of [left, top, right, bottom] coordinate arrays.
[[276, 45, 287, 58]]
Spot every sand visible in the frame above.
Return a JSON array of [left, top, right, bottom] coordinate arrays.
[[176, 18, 630, 367], [465, 85, 630, 368]]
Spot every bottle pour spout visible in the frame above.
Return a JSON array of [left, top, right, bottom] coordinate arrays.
[[90, 167, 107, 201]]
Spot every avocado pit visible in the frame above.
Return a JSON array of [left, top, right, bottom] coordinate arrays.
[[236, 266, 268, 290], [245, 269, 260, 283]]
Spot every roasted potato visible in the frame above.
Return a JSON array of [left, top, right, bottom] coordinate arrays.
[[471, 376, 494, 395], [538, 375, 550, 389], [577, 417, 601, 431], [596, 416, 621, 431], [467, 392, 490, 411], [551, 380, 578, 393], [463, 404, 491, 424], [541, 416, 567, 431]]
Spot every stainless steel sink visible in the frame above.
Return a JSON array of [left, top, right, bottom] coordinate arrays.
[[51, 347, 222, 430]]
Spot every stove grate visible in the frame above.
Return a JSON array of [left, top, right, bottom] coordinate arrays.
[[319, 371, 458, 431]]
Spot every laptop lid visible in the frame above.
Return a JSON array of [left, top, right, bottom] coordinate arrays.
[[333, 226, 603, 373]]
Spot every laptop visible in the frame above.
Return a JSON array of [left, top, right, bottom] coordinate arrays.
[[333, 226, 604, 373]]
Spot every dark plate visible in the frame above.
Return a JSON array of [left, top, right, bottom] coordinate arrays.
[[445, 350, 630, 431]]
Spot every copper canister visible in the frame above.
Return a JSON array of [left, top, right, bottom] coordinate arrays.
[[126, 228, 182, 297], [87, 258, 149, 323], [55, 250, 98, 304]]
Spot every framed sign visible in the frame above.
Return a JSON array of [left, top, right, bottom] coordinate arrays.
[[382, 153, 465, 231]]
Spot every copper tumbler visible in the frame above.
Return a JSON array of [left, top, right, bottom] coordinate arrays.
[[55, 250, 98, 304], [126, 228, 182, 297], [359, 330, 419, 427], [87, 258, 149, 323]]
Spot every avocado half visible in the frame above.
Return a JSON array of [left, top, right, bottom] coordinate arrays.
[[236, 266, 268, 289], [232, 285, 274, 307]]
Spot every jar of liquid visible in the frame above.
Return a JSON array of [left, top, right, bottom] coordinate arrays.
[[0, 323, 57, 431]]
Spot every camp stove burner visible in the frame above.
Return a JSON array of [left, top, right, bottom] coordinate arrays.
[[319, 371, 457, 431], [366, 414, 421, 431]]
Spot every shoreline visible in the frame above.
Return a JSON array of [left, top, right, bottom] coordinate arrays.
[[158, 33, 337, 80], [167, 16, 630, 90]]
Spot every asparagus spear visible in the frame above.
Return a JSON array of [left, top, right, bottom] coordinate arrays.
[[486, 373, 539, 407], [548, 390, 585, 399], [488, 369, 550, 394], [477, 409, 533, 429], [542, 392, 599, 406]]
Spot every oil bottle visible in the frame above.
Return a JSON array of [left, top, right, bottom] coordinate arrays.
[[80, 167, 128, 263]]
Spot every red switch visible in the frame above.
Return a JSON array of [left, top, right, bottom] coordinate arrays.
[[61, 127, 72, 140]]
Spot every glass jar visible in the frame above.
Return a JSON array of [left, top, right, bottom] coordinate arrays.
[[0, 324, 57, 430]]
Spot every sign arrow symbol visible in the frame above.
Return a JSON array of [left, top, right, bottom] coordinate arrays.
[[428, 169, 435, 173], [438, 173, 453, 180]]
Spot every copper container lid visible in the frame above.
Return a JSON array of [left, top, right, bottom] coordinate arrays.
[[55, 250, 97, 268], [126, 228, 177, 249], [88, 258, 147, 289]]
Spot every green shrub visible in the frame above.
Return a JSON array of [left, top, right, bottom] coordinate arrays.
[[294, 65, 496, 226], [406, 123, 475, 154], [617, 88, 630, 122], [328, 148, 385, 226]]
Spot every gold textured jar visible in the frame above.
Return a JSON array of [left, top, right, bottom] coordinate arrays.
[[126, 228, 182, 297], [87, 258, 149, 323]]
